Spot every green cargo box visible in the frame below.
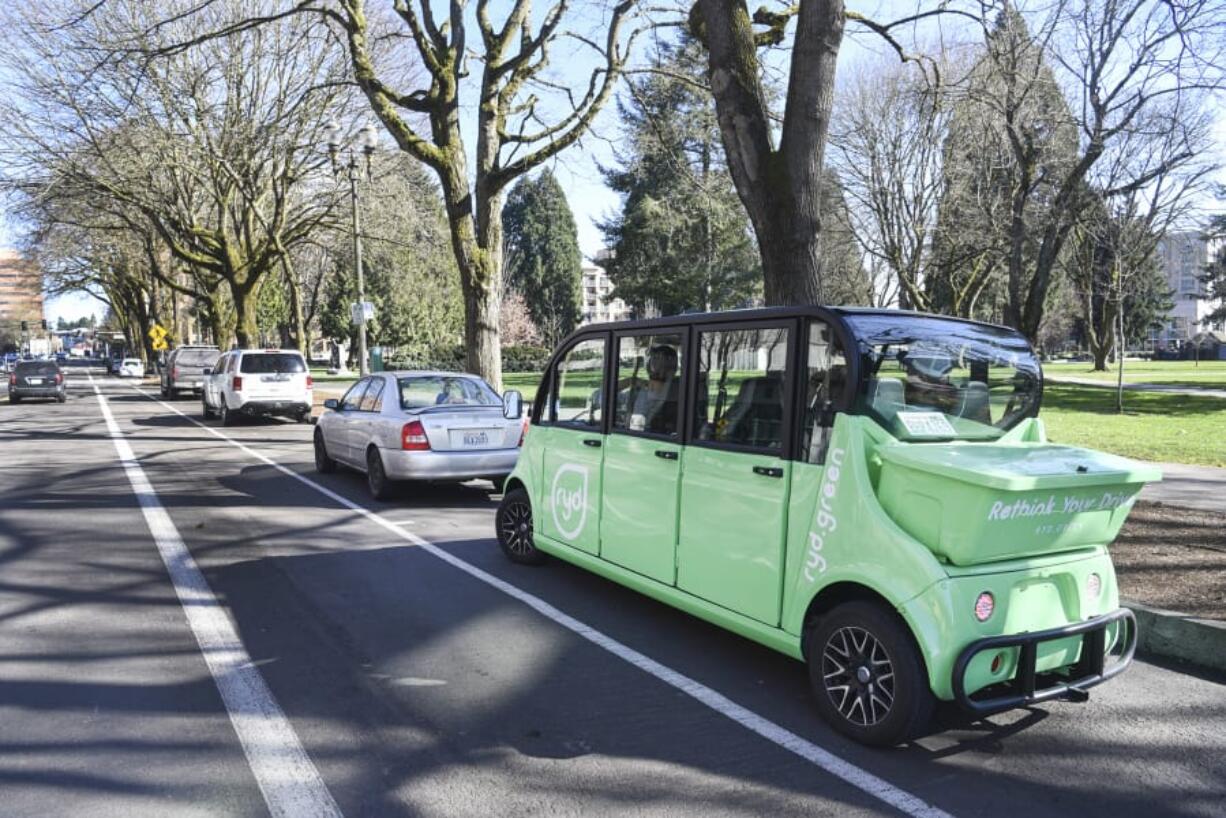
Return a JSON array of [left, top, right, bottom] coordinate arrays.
[[876, 442, 1163, 566]]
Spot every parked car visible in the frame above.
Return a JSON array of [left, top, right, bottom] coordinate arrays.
[[118, 358, 145, 378], [314, 371, 525, 500], [495, 306, 1160, 747], [8, 360, 67, 403], [202, 349, 312, 425], [161, 345, 219, 398]]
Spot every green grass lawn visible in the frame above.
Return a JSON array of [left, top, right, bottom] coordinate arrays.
[[1041, 384, 1226, 467], [1044, 360, 1226, 389]]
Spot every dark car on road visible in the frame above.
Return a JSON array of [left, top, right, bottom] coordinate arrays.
[[8, 360, 67, 403], [161, 345, 220, 398]]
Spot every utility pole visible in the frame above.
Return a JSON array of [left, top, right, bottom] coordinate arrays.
[[326, 118, 378, 376], [347, 157, 369, 376]]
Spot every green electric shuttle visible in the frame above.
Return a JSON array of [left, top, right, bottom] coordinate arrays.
[[494, 307, 1160, 746]]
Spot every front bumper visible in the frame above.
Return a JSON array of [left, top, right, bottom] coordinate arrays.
[[381, 447, 519, 481], [951, 607, 1137, 715]]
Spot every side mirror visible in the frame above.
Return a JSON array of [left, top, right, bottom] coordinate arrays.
[[202, 367, 213, 376], [502, 389, 523, 420], [323, 398, 339, 411]]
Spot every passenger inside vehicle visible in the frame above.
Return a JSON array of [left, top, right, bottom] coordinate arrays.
[[616, 344, 680, 434]]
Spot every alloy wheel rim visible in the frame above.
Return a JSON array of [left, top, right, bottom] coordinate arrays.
[[822, 625, 895, 727], [500, 502, 533, 555]]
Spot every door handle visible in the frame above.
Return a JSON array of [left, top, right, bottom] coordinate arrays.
[[753, 466, 783, 478], [583, 438, 602, 448], [655, 450, 678, 460]]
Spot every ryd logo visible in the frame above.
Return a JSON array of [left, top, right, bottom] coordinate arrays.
[[551, 463, 589, 541]]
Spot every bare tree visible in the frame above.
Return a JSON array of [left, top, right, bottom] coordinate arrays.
[[138, 1, 644, 386], [831, 56, 957, 312], [687, 1, 978, 306], [0, 0, 353, 348], [970, 0, 1224, 341]]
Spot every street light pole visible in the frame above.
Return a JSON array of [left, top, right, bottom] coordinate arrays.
[[327, 117, 379, 377], [347, 155, 369, 376]]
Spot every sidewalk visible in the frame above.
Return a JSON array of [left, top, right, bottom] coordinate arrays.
[[1047, 376, 1226, 399], [1141, 462, 1226, 514]]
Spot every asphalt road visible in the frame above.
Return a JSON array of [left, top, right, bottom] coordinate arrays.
[[1, 374, 1224, 818]]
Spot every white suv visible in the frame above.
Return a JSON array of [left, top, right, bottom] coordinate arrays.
[[202, 349, 313, 425]]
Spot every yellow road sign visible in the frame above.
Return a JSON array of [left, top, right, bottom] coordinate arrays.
[[149, 324, 170, 350]]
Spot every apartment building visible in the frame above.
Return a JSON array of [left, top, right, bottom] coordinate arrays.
[[1149, 230, 1223, 348], [580, 256, 632, 326], [0, 249, 44, 331]]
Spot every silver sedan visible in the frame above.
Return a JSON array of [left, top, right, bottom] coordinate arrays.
[[313, 371, 525, 499]]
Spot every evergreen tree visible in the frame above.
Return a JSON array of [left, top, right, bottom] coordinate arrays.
[[1200, 212, 1226, 329], [501, 169, 582, 347], [598, 38, 761, 315], [930, 7, 1079, 325]]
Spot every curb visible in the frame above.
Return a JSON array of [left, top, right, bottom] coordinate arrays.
[[1124, 600, 1226, 676]]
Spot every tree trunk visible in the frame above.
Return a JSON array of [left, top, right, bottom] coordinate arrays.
[[282, 256, 307, 354], [696, 0, 844, 308], [1115, 277, 1125, 414], [757, 211, 823, 304], [231, 282, 259, 349]]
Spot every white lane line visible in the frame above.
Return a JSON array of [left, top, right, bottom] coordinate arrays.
[[133, 384, 954, 818], [89, 376, 342, 818]]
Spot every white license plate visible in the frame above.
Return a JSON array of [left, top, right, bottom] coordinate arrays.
[[452, 429, 493, 449], [193, 381, 203, 387], [27, 378, 43, 385]]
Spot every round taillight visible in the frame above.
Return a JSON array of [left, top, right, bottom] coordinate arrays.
[[1086, 572, 1102, 600], [974, 592, 995, 622]]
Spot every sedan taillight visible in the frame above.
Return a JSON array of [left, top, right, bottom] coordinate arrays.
[[401, 420, 430, 451], [232, 376, 243, 391]]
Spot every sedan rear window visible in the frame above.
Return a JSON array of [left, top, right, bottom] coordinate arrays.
[[15, 362, 58, 377], [240, 354, 306, 374], [399, 376, 498, 410]]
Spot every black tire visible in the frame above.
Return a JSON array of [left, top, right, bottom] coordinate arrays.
[[160, 382, 169, 398], [9, 395, 20, 404], [297, 409, 313, 424], [366, 446, 394, 500], [806, 601, 934, 747], [57, 394, 67, 404], [314, 429, 337, 474], [220, 399, 237, 427], [496, 487, 546, 565], [202, 397, 216, 420]]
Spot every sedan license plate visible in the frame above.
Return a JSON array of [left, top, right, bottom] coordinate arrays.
[[452, 429, 492, 449], [27, 378, 43, 385]]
